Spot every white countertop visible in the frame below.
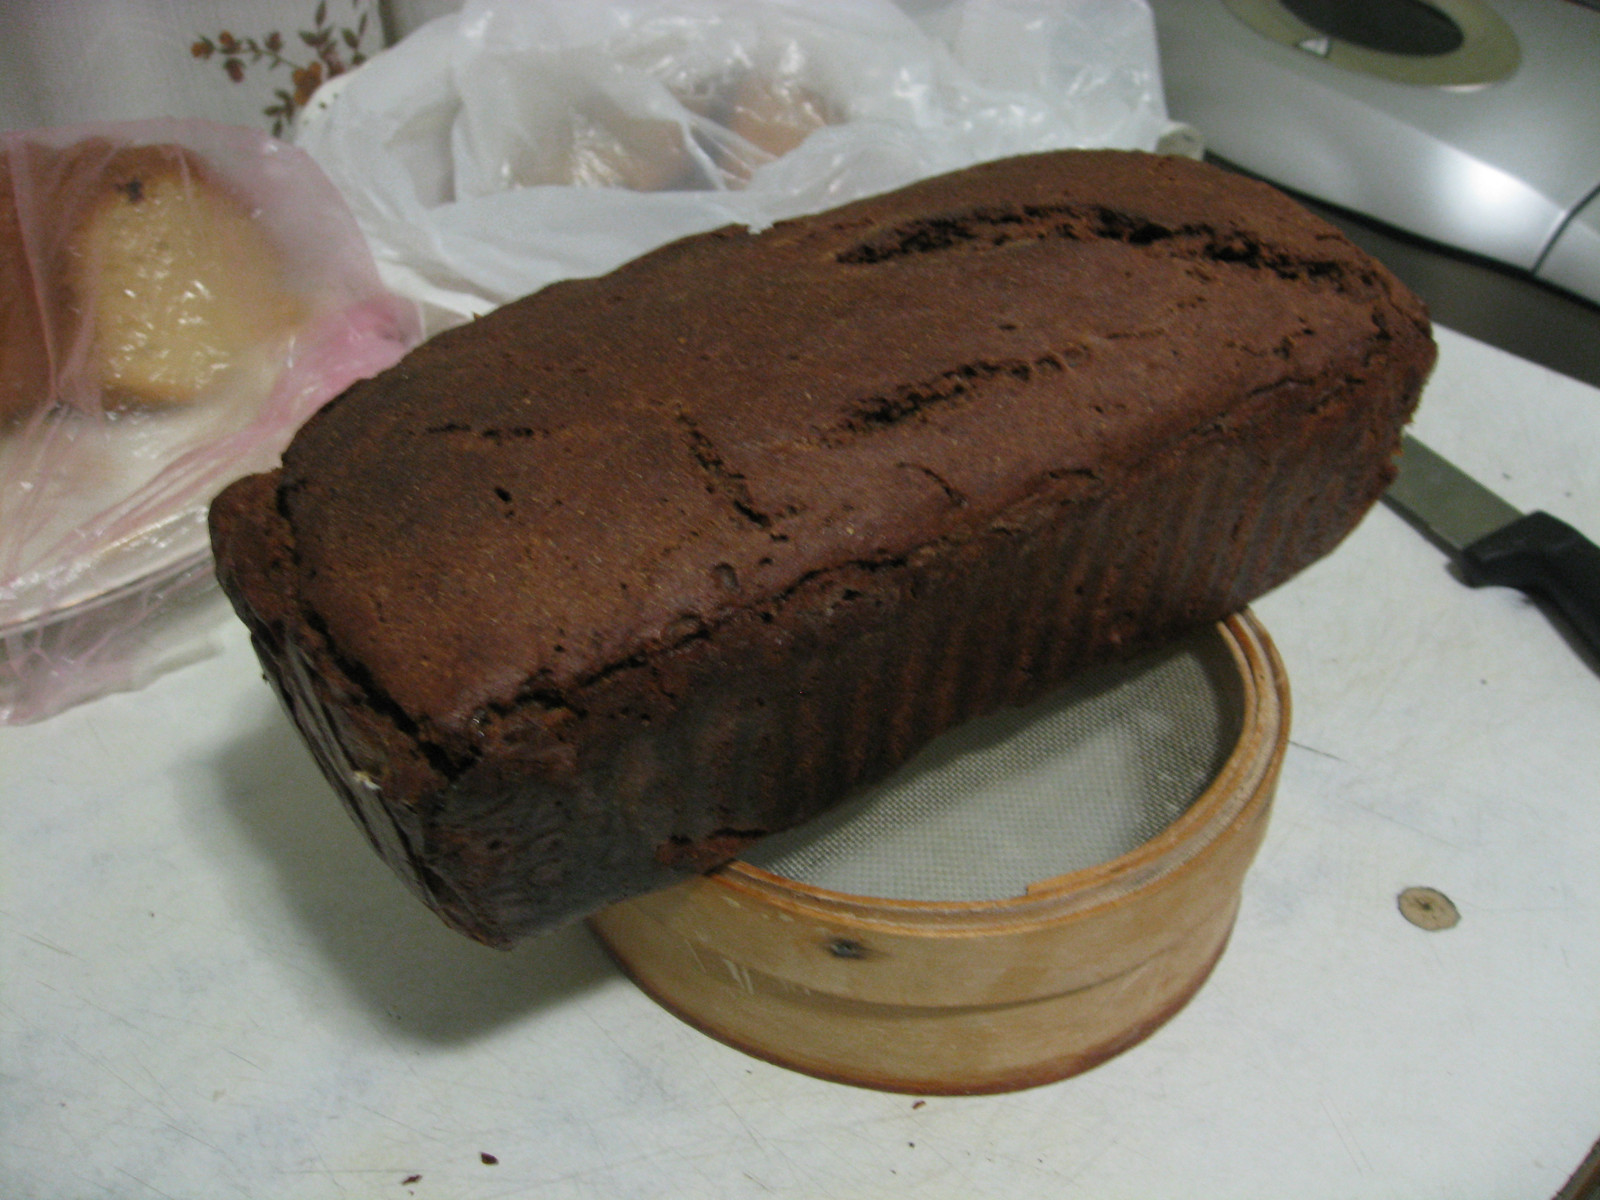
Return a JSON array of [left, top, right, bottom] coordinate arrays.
[[4, 325, 1597, 1199]]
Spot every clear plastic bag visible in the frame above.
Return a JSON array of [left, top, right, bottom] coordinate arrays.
[[295, 0, 1170, 333], [0, 118, 422, 723]]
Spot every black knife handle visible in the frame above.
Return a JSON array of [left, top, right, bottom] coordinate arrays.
[[1462, 511, 1600, 661]]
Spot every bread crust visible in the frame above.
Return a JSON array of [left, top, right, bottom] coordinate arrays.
[[210, 150, 1435, 945]]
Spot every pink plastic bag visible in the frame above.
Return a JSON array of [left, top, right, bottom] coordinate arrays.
[[0, 118, 421, 722]]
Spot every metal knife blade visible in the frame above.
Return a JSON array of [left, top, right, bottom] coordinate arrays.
[[1384, 433, 1600, 661]]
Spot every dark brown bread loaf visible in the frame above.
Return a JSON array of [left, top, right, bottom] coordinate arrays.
[[209, 149, 1435, 946]]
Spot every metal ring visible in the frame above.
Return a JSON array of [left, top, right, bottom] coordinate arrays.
[[1220, 0, 1520, 88]]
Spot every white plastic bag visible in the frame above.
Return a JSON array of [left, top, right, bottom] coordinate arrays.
[[296, 0, 1169, 332]]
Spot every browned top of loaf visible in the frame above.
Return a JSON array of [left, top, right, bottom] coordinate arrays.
[[244, 150, 1425, 733]]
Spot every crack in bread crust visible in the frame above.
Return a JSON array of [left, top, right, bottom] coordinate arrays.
[[836, 200, 1370, 292]]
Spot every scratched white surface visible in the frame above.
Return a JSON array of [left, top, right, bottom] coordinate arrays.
[[4, 325, 1598, 1199]]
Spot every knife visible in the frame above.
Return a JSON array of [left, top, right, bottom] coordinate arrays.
[[1384, 433, 1600, 661]]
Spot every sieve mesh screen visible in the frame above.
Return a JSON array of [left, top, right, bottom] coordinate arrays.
[[742, 630, 1243, 901]]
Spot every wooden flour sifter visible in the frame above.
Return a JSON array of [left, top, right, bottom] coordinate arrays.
[[590, 610, 1289, 1094]]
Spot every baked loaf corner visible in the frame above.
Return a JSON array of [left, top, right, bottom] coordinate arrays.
[[210, 149, 1435, 946]]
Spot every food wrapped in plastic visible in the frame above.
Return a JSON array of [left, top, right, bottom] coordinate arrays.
[[0, 119, 421, 723], [295, 0, 1173, 331]]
